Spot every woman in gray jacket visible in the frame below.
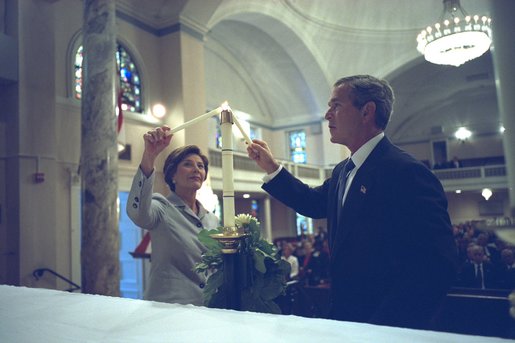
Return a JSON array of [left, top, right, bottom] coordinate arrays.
[[126, 126, 219, 305]]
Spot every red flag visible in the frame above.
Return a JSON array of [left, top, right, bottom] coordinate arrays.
[[130, 232, 151, 259], [116, 85, 126, 152]]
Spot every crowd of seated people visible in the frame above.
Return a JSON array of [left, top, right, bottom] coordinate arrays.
[[276, 228, 330, 287], [452, 222, 515, 290], [276, 223, 515, 292]]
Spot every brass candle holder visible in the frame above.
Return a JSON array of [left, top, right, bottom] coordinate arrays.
[[210, 227, 246, 254]]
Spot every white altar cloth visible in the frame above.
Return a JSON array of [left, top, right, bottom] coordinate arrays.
[[0, 285, 511, 343]]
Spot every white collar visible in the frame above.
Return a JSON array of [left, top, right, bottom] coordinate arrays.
[[349, 132, 384, 169]]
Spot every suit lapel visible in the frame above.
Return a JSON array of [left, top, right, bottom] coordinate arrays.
[[328, 160, 346, 252], [332, 138, 391, 250]]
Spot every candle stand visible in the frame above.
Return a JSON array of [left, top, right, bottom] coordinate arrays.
[[210, 231, 248, 310], [168, 102, 253, 311]]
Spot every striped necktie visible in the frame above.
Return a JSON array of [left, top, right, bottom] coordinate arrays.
[[337, 159, 355, 210]]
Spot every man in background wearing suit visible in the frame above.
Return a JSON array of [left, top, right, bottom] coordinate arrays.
[[247, 75, 458, 329]]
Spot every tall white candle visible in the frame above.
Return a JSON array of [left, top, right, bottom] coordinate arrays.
[[220, 109, 236, 229], [232, 114, 253, 145], [166, 107, 221, 135]]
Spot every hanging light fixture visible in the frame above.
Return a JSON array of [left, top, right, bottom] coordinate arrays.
[[481, 188, 493, 201], [454, 126, 472, 141], [416, 0, 492, 67]]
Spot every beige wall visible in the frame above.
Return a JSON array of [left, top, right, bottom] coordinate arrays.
[[448, 135, 504, 160], [397, 134, 504, 165], [269, 198, 296, 239], [398, 141, 431, 162], [447, 190, 510, 224]]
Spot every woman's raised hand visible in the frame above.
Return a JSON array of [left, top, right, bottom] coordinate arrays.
[[143, 126, 172, 158], [140, 126, 172, 176]]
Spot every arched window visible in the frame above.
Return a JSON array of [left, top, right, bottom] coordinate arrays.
[[74, 43, 143, 113]]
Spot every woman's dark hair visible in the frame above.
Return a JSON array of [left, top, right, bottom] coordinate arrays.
[[163, 145, 209, 191]]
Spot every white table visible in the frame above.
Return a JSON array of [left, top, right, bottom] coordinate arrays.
[[0, 285, 511, 343]]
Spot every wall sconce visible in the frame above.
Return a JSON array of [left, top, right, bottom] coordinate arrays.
[[454, 127, 471, 142], [152, 104, 166, 119], [482, 188, 492, 201]]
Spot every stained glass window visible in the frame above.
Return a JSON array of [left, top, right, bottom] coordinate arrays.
[[74, 46, 83, 100], [296, 213, 313, 236], [74, 43, 143, 113], [249, 126, 258, 140], [289, 130, 307, 164], [116, 44, 142, 113], [215, 117, 222, 149], [250, 200, 259, 218]]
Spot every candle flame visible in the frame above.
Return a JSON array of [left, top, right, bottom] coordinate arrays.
[[221, 101, 232, 112]]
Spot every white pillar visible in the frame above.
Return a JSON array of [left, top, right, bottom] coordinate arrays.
[[263, 196, 272, 242], [491, 0, 515, 216]]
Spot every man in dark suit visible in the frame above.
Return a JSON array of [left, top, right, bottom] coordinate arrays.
[[457, 244, 498, 289], [247, 75, 458, 329]]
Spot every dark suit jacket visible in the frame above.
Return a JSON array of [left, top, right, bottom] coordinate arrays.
[[457, 261, 498, 289], [263, 137, 458, 329]]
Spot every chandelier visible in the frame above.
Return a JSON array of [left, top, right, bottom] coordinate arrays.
[[416, 0, 492, 67]]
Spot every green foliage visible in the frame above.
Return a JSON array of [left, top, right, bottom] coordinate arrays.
[[194, 215, 291, 314]]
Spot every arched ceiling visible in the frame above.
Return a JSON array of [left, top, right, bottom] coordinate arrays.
[[117, 0, 498, 142], [387, 51, 497, 142]]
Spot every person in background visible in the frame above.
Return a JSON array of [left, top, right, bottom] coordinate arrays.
[[246, 75, 458, 329], [449, 156, 462, 168], [457, 244, 498, 289], [126, 126, 218, 305], [281, 243, 299, 280], [303, 240, 330, 286], [498, 248, 515, 289], [315, 226, 328, 244], [476, 232, 500, 265]]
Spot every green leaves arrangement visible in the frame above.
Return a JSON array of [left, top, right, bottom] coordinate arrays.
[[194, 214, 291, 314]]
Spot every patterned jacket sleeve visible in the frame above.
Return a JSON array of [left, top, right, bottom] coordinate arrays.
[[126, 168, 165, 230]]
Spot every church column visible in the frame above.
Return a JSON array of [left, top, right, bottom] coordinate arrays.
[[491, 0, 515, 217], [80, 0, 119, 296], [159, 24, 209, 158], [156, 23, 219, 213]]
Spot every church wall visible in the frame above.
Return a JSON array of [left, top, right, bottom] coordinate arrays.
[[397, 141, 431, 162], [14, 0, 61, 288], [447, 190, 510, 224], [269, 198, 296, 240], [397, 134, 504, 166], [53, 0, 82, 100], [448, 134, 504, 161]]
